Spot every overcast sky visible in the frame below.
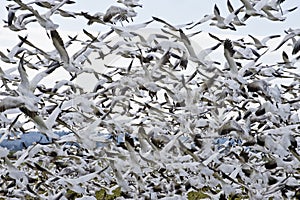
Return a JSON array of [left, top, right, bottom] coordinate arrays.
[[139, 0, 299, 35], [0, 1, 299, 92], [1, 0, 300, 37], [1, 0, 299, 76], [58, 0, 300, 36]]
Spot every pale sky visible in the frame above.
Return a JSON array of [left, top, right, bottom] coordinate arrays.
[[138, 0, 300, 36], [0, 0, 299, 126], [59, 0, 300, 36], [1, 0, 300, 41], [1, 0, 299, 88]]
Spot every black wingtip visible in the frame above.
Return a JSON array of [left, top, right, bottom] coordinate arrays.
[[292, 40, 300, 55], [50, 30, 65, 46], [224, 39, 234, 56], [214, 4, 220, 14]]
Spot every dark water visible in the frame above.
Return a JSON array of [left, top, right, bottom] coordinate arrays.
[[0, 131, 69, 151], [0, 131, 240, 152], [0, 131, 126, 151]]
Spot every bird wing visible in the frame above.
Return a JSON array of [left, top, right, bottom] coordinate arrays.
[[292, 38, 300, 55], [50, 30, 70, 64], [224, 39, 238, 74], [273, 33, 295, 51]]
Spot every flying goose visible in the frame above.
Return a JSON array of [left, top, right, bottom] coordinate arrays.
[[4, 3, 37, 31], [186, 14, 215, 30], [6, 5, 17, 26], [0, 35, 28, 64], [14, 0, 70, 30], [0, 96, 25, 112], [50, 29, 80, 78], [197, 43, 222, 67], [292, 38, 300, 55], [50, 30, 70, 64], [110, 20, 153, 38], [262, 6, 297, 21], [209, 4, 238, 31], [226, 0, 245, 26], [33, 0, 76, 18], [16, 54, 59, 139], [240, 0, 267, 21], [233, 46, 261, 60], [103, 5, 137, 23], [224, 39, 238, 74], [248, 34, 280, 49], [274, 0, 287, 14], [79, 12, 104, 25], [277, 51, 296, 69], [273, 28, 300, 51], [117, 0, 142, 8]]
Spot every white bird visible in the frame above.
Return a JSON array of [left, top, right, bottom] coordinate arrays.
[[117, 0, 142, 8], [51, 79, 79, 95], [5, 4, 18, 27], [273, 28, 300, 51], [240, 0, 267, 21], [3, 5, 36, 31], [226, 0, 245, 26], [50, 30, 70, 64], [13, 55, 59, 139], [265, 0, 288, 14], [0, 51, 14, 63], [186, 14, 215, 30], [50, 29, 80, 77], [233, 46, 261, 60], [292, 38, 300, 55], [209, 4, 238, 31], [17, 54, 32, 94], [247, 80, 269, 93], [111, 20, 153, 38], [248, 34, 280, 49], [0, 96, 25, 112], [79, 11, 105, 25], [29, 61, 61, 91], [262, 6, 297, 21], [14, 0, 70, 30], [277, 51, 297, 69], [32, 0, 77, 18], [0, 35, 27, 63], [16, 54, 42, 111], [197, 43, 222, 67], [19, 106, 60, 139], [103, 5, 137, 23], [224, 39, 238, 74]]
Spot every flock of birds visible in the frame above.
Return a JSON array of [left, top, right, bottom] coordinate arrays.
[[0, 0, 300, 199]]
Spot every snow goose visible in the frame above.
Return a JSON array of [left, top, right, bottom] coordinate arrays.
[[3, 3, 36, 31], [224, 39, 238, 74], [14, 0, 71, 30], [209, 4, 237, 31], [240, 0, 267, 21], [262, 6, 297, 21], [248, 34, 280, 49], [16, 55, 60, 139], [227, 0, 245, 26], [292, 38, 300, 55], [50, 30, 69, 64], [103, 5, 137, 23], [0, 35, 28, 63], [273, 28, 300, 51], [186, 14, 215, 30], [277, 51, 296, 69]]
